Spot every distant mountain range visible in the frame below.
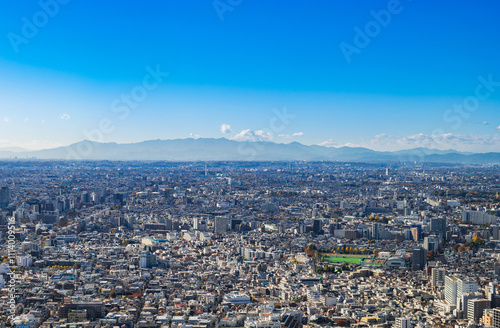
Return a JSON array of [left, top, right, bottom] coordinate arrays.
[[0, 138, 499, 163]]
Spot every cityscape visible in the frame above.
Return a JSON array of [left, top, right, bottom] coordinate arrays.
[[0, 161, 499, 327], [1, 1, 500, 328]]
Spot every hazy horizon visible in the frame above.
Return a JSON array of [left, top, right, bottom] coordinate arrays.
[[0, 136, 495, 155]]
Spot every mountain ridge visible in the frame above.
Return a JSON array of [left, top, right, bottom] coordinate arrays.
[[0, 138, 498, 163]]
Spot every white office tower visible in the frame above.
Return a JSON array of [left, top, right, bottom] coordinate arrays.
[[18, 255, 33, 267], [457, 279, 479, 307], [445, 275, 479, 309], [394, 318, 411, 328]]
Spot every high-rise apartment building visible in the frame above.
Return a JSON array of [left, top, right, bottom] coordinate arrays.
[[140, 251, 157, 268], [431, 268, 446, 287], [445, 275, 479, 308], [491, 308, 500, 328], [215, 216, 229, 234], [372, 222, 380, 240], [445, 276, 458, 305], [411, 247, 426, 271], [312, 219, 322, 234], [457, 279, 479, 304], [430, 217, 447, 240], [467, 298, 490, 322], [461, 292, 482, 317]]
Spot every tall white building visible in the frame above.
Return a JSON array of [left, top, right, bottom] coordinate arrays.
[[445, 276, 458, 305], [457, 279, 479, 307], [18, 255, 33, 268], [445, 275, 478, 308]]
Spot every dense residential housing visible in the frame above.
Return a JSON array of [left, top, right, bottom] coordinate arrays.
[[0, 160, 499, 327]]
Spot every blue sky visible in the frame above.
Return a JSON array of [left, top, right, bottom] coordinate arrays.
[[0, 0, 499, 151]]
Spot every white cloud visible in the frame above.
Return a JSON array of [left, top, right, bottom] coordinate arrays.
[[231, 129, 273, 142], [255, 130, 272, 140], [318, 138, 338, 147], [220, 123, 232, 134], [497, 125, 500, 130], [41, 120, 45, 124], [279, 132, 304, 139], [326, 133, 500, 152], [189, 133, 201, 139], [60, 113, 70, 120], [24, 118, 28, 123], [3, 117, 9, 122]]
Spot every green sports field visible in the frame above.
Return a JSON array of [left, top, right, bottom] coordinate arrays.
[[323, 256, 367, 264]]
